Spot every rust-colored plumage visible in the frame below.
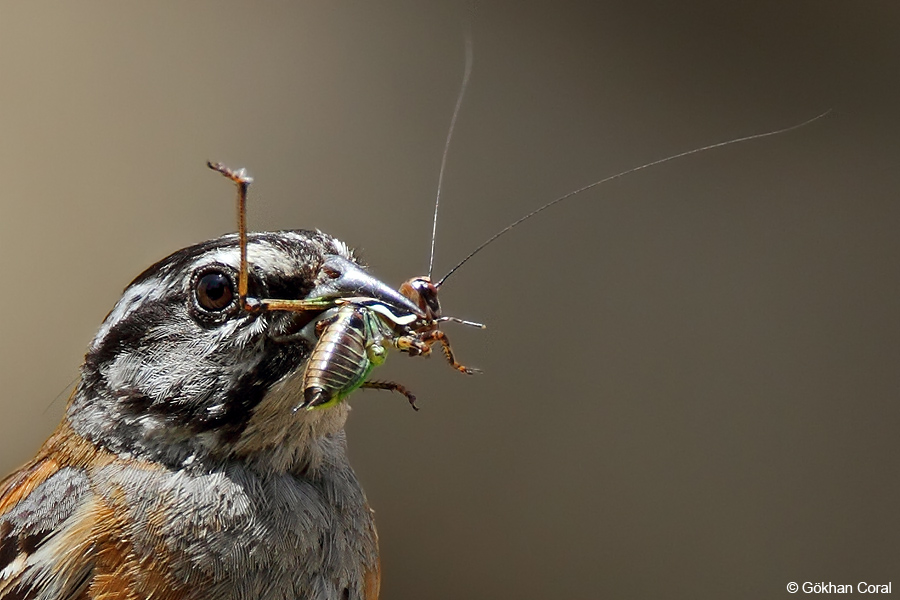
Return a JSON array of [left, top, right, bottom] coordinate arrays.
[[1, 230, 386, 600]]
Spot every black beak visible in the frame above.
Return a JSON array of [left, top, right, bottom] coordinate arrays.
[[307, 255, 424, 318]]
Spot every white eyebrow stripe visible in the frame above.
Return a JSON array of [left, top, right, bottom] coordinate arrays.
[[197, 247, 278, 276], [196, 234, 319, 276], [92, 231, 355, 353]]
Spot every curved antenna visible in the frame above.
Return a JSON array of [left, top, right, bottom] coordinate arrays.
[[436, 110, 832, 288], [428, 12, 475, 279]]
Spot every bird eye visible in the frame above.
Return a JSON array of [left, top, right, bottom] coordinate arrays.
[[195, 271, 235, 312]]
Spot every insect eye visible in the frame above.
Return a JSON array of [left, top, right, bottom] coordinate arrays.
[[412, 278, 441, 316], [195, 271, 235, 312]]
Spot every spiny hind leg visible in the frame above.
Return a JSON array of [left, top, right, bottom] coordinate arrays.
[[417, 329, 480, 375], [362, 380, 419, 411]]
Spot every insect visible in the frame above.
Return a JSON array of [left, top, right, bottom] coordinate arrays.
[[209, 162, 484, 412], [209, 32, 828, 414], [209, 40, 488, 413]]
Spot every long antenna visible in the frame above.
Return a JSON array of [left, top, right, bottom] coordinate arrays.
[[428, 10, 475, 279], [436, 110, 832, 288]]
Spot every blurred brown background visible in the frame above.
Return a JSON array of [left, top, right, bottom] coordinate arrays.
[[1, 1, 898, 598]]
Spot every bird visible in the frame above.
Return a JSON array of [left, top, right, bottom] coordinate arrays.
[[0, 226, 422, 600]]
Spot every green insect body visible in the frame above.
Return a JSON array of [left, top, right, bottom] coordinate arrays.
[[300, 304, 391, 410]]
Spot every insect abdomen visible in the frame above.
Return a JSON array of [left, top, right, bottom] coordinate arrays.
[[302, 305, 374, 409]]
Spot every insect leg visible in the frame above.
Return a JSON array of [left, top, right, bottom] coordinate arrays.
[[362, 380, 419, 411], [394, 335, 430, 357], [413, 330, 480, 375]]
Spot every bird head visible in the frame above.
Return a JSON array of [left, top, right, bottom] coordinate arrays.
[[68, 229, 413, 474]]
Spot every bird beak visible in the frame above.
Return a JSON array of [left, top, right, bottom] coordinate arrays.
[[307, 255, 424, 318]]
